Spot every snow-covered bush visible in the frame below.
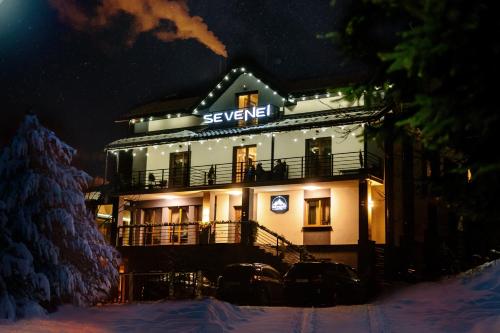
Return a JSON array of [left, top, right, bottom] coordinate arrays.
[[0, 114, 120, 320]]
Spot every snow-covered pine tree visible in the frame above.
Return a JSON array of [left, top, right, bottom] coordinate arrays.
[[0, 114, 120, 320]]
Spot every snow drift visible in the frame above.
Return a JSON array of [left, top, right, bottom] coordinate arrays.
[[1, 259, 499, 332]]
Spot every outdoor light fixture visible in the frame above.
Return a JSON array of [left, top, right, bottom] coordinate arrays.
[[303, 185, 320, 191], [228, 190, 242, 196]]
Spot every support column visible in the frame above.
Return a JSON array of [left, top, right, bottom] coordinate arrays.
[[358, 179, 371, 277], [111, 196, 124, 246], [241, 187, 255, 245]]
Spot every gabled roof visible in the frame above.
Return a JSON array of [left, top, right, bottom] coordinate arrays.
[[118, 66, 289, 121], [191, 66, 287, 114]]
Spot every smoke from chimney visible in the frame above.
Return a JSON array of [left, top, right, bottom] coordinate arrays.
[[49, 0, 228, 57]]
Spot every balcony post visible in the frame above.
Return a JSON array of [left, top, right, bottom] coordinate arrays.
[[301, 156, 304, 178]]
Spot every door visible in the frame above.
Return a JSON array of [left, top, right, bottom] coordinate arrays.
[[305, 137, 332, 177], [170, 206, 189, 244], [143, 208, 162, 245], [169, 151, 190, 188], [233, 206, 242, 243], [233, 145, 257, 182]]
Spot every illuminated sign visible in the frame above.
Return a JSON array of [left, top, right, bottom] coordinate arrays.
[[203, 105, 272, 124], [270, 195, 289, 213]]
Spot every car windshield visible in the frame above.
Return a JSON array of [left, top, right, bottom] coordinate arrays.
[[286, 263, 335, 278], [222, 265, 255, 280]]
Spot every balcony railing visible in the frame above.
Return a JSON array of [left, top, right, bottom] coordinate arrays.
[[116, 151, 382, 191], [117, 221, 314, 263]]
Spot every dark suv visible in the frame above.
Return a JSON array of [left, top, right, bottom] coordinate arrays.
[[216, 263, 284, 305], [284, 261, 365, 306]]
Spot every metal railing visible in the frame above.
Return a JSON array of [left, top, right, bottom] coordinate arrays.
[[118, 221, 243, 246], [117, 220, 314, 264], [250, 221, 315, 264], [117, 151, 382, 191]]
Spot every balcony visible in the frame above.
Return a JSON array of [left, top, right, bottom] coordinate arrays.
[[117, 220, 314, 264], [115, 151, 382, 192]]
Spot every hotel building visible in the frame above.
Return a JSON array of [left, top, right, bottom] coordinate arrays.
[[103, 67, 390, 300]]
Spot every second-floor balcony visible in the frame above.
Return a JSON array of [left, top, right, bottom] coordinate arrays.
[[115, 151, 382, 192]]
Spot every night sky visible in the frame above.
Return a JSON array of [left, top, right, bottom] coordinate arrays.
[[0, 0, 365, 177]]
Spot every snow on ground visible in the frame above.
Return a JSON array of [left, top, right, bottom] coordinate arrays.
[[1, 260, 500, 333]]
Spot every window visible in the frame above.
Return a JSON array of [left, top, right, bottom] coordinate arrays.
[[305, 198, 330, 226], [233, 145, 257, 182], [236, 91, 259, 126], [305, 137, 332, 177], [237, 91, 258, 108]]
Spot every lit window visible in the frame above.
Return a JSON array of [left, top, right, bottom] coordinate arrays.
[[305, 198, 330, 226], [237, 92, 259, 108], [236, 92, 259, 126]]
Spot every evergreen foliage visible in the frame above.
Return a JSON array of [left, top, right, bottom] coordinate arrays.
[[329, 0, 500, 250], [0, 114, 119, 320]]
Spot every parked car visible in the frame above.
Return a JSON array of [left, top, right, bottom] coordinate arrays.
[[284, 261, 366, 306], [216, 263, 284, 305]]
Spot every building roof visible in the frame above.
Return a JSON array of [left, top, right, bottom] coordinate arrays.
[[117, 66, 370, 122], [106, 105, 387, 150], [119, 96, 200, 121]]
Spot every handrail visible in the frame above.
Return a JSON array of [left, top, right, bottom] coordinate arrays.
[[116, 150, 383, 191], [250, 221, 316, 263], [117, 220, 315, 264]]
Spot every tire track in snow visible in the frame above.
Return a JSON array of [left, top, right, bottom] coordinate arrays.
[[296, 307, 315, 333], [367, 304, 388, 333]]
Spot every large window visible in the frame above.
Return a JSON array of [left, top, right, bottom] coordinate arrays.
[[237, 91, 258, 108], [305, 137, 332, 177], [233, 145, 257, 182], [236, 92, 259, 126], [305, 198, 331, 226]]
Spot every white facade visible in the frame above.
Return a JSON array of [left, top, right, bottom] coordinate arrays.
[[109, 68, 386, 254]]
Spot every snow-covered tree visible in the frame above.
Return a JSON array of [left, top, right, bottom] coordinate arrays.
[[0, 114, 120, 320]]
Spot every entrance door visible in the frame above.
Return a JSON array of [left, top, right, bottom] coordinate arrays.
[[143, 208, 162, 245], [169, 151, 190, 188], [233, 206, 242, 243], [305, 137, 332, 177], [233, 145, 257, 182], [170, 206, 189, 244]]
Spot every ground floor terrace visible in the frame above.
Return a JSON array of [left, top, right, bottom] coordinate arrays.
[[114, 179, 385, 262]]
